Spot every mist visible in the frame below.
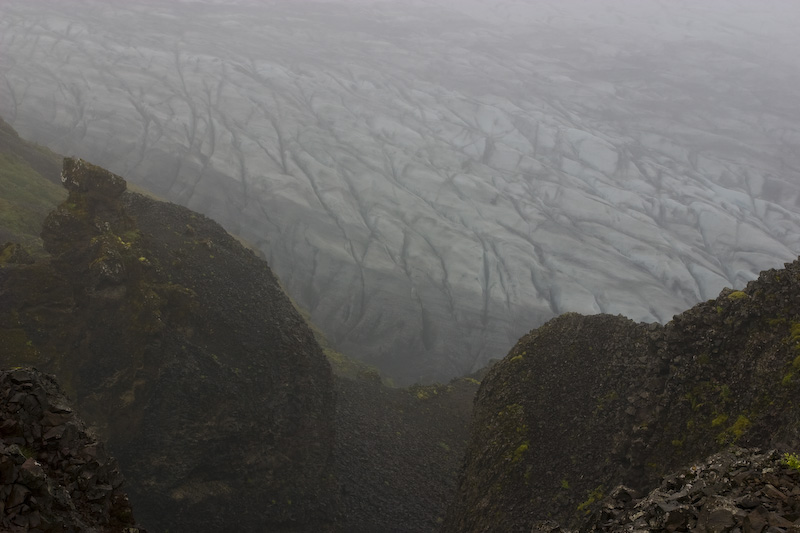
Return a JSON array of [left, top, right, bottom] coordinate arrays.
[[2, 0, 800, 383]]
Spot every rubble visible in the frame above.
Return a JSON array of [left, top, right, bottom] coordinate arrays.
[[0, 368, 144, 532]]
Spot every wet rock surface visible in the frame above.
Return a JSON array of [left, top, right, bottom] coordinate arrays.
[[0, 367, 144, 532]]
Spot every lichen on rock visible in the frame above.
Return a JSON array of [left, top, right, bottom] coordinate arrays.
[[445, 257, 800, 531]]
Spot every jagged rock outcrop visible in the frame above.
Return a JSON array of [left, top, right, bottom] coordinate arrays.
[[584, 448, 800, 532], [0, 158, 338, 532], [0, 367, 144, 532], [533, 447, 800, 532], [444, 259, 800, 532]]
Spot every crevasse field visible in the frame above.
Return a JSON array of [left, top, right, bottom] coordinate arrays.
[[2, 0, 800, 382]]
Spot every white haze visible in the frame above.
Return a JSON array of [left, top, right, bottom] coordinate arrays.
[[1, 0, 799, 382]]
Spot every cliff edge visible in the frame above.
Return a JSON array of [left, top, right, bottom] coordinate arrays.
[[445, 259, 800, 531], [1, 158, 338, 532]]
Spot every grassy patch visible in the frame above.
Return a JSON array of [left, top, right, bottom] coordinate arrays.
[[0, 152, 66, 254]]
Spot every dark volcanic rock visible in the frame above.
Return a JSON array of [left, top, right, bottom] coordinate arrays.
[[586, 448, 800, 532], [445, 259, 800, 532], [59, 157, 126, 197], [0, 367, 144, 532], [334, 376, 478, 532], [0, 159, 338, 532], [528, 447, 800, 532]]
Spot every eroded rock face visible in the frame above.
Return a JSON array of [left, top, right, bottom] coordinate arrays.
[[0, 367, 144, 533], [445, 258, 800, 531], [1, 159, 338, 531], [59, 157, 126, 198]]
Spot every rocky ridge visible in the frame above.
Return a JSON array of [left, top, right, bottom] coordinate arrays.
[[0, 158, 338, 531], [0, 367, 144, 532], [0, 118, 482, 532], [445, 257, 800, 531]]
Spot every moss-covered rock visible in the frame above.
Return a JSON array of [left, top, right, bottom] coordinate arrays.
[[445, 258, 800, 531], [1, 158, 338, 532]]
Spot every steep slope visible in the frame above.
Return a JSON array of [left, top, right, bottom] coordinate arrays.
[[3, 1, 800, 383], [0, 158, 337, 532], [0, 116, 65, 255], [0, 367, 145, 532], [334, 375, 478, 532], [445, 258, 800, 531]]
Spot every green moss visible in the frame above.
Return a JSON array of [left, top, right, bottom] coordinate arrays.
[[727, 291, 747, 300], [768, 317, 787, 327], [560, 479, 570, 490], [711, 414, 728, 427], [729, 415, 751, 438], [0, 245, 18, 264], [510, 354, 524, 363], [576, 485, 604, 514], [716, 414, 751, 445], [783, 453, 800, 471], [512, 441, 530, 463], [121, 229, 141, 242], [789, 322, 800, 346], [719, 384, 731, 401], [413, 384, 446, 400], [685, 391, 703, 411]]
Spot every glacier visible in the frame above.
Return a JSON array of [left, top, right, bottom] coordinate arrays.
[[1, 0, 799, 383]]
